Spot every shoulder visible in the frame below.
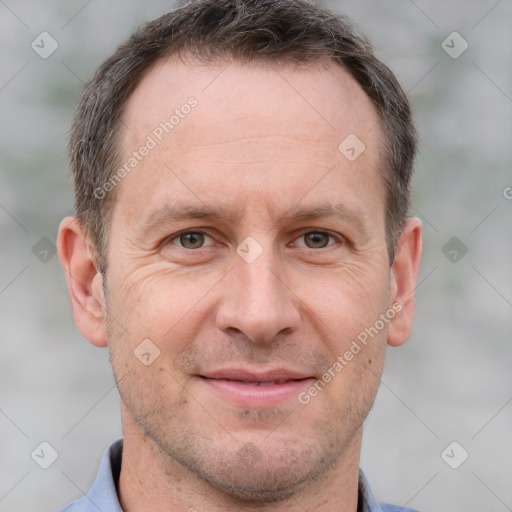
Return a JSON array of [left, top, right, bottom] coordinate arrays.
[[55, 438, 124, 512], [55, 496, 90, 512], [359, 469, 423, 512], [380, 504, 421, 512]]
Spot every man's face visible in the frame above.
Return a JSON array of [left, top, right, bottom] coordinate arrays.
[[105, 58, 392, 501]]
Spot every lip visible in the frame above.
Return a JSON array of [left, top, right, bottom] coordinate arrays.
[[197, 368, 316, 407]]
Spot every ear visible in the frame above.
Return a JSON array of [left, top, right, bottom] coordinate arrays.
[[387, 217, 423, 347], [57, 216, 108, 347]]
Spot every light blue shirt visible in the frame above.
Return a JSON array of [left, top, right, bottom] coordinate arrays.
[[56, 439, 420, 512]]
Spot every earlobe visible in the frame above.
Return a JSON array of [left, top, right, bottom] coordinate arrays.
[[387, 217, 423, 347], [57, 216, 108, 348]]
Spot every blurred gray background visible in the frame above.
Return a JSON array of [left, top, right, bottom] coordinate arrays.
[[1, 1, 511, 511]]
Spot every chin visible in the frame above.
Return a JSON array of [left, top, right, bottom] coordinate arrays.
[[168, 435, 342, 506], [196, 456, 316, 505], [214, 482, 301, 505]]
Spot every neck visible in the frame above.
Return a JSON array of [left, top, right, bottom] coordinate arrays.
[[118, 405, 362, 512]]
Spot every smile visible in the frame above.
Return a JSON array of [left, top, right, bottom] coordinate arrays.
[[197, 370, 316, 407]]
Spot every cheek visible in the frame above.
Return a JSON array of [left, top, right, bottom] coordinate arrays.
[[104, 291, 193, 415], [107, 267, 219, 359], [295, 264, 391, 396], [306, 260, 391, 335]]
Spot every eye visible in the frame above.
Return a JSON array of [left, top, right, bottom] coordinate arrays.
[[169, 231, 212, 249], [296, 231, 339, 249], [164, 229, 342, 252]]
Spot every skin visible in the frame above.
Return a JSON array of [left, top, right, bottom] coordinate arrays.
[[58, 57, 422, 512]]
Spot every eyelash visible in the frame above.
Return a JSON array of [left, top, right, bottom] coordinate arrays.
[[165, 229, 343, 251]]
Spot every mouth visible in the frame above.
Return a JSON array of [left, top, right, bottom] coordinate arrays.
[[202, 378, 305, 386], [196, 369, 316, 407]]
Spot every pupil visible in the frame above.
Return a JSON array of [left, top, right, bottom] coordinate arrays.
[[307, 233, 328, 248], [182, 232, 203, 248]]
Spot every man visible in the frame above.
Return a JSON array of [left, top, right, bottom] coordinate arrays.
[[56, 0, 423, 510]]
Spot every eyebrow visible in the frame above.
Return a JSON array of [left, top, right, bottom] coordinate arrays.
[[138, 201, 370, 236]]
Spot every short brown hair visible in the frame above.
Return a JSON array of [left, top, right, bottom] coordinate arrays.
[[69, 0, 417, 271]]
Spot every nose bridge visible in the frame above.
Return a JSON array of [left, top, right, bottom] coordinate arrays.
[[216, 241, 300, 343], [239, 251, 281, 312]]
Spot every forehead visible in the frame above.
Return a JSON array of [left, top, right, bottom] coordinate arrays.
[[121, 56, 381, 151], [114, 56, 385, 228]]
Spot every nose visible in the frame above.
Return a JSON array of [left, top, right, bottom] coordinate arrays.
[[215, 246, 302, 344]]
